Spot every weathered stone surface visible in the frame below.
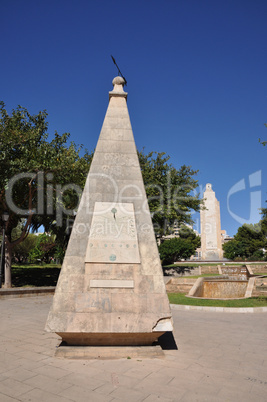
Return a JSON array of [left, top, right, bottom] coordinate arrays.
[[188, 277, 250, 299], [55, 333, 165, 347], [200, 183, 223, 260], [55, 345, 165, 358], [45, 76, 172, 346], [85, 202, 140, 264], [89, 279, 134, 288]]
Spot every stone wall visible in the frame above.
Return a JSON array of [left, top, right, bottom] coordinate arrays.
[[200, 265, 220, 275], [188, 278, 203, 297], [220, 265, 248, 280], [248, 265, 267, 274], [164, 266, 200, 277], [202, 281, 248, 298], [166, 278, 196, 294], [252, 277, 267, 296], [188, 278, 249, 299]]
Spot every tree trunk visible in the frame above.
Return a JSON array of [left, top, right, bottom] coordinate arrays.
[[4, 241, 12, 288]]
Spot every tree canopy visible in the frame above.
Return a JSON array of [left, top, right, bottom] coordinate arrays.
[[138, 150, 202, 238], [178, 225, 201, 250], [159, 238, 195, 265], [29, 233, 56, 264], [159, 225, 200, 265], [0, 102, 93, 286], [261, 207, 267, 235], [223, 220, 267, 261], [11, 222, 38, 264]]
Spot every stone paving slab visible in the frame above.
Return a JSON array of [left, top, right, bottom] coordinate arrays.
[[0, 295, 267, 401]]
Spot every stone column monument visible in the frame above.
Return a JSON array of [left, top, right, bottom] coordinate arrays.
[[45, 77, 173, 349], [200, 183, 223, 260]]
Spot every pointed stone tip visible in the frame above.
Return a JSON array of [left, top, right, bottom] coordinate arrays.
[[112, 76, 125, 86], [109, 76, 127, 99]]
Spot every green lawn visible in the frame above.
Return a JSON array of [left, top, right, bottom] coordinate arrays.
[[164, 263, 218, 268], [11, 264, 61, 287], [168, 292, 267, 307], [179, 273, 221, 279]]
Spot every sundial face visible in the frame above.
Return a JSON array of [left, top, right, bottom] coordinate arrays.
[[85, 202, 140, 263]]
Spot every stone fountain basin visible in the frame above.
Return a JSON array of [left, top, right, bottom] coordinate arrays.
[[187, 276, 255, 300]]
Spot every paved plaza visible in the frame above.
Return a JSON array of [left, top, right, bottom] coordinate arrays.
[[0, 295, 266, 401]]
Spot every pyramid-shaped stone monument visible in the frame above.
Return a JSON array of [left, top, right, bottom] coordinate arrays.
[[45, 76, 173, 346]]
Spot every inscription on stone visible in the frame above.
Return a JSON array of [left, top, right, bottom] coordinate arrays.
[[75, 294, 111, 313], [85, 202, 140, 263]]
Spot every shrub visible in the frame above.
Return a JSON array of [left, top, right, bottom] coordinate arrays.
[[159, 237, 195, 265]]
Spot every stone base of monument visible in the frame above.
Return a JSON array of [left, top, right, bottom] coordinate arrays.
[[55, 345, 165, 359], [56, 332, 165, 346]]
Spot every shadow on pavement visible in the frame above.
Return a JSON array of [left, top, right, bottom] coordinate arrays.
[[157, 331, 178, 350]]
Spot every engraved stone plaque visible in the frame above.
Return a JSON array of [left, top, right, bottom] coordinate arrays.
[[85, 202, 140, 263]]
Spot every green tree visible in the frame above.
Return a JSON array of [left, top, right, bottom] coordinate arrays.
[[29, 233, 56, 264], [0, 102, 93, 287], [159, 237, 196, 265], [261, 207, 267, 236], [13, 233, 38, 263], [1, 221, 38, 264], [223, 223, 266, 260], [222, 239, 244, 260], [179, 225, 201, 250], [138, 150, 202, 238]]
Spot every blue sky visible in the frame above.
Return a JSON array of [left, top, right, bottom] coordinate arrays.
[[1, 0, 266, 236]]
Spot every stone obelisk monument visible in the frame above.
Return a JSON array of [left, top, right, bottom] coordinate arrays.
[[45, 77, 172, 348], [200, 183, 223, 260]]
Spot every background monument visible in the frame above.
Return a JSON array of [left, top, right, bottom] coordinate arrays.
[[45, 77, 172, 348], [200, 183, 223, 260]]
